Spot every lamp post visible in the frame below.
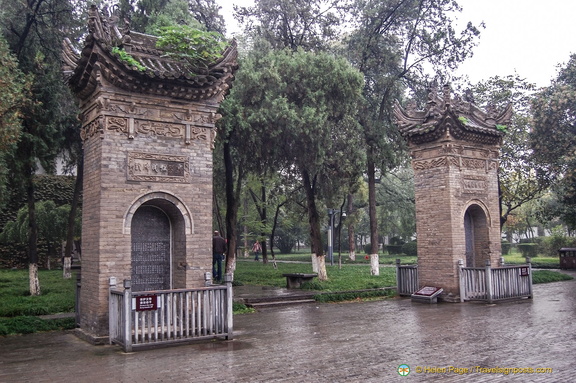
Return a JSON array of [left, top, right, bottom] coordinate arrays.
[[327, 209, 335, 266], [327, 209, 346, 266]]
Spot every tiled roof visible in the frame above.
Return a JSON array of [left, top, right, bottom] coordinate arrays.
[[394, 85, 512, 145], [63, 5, 238, 102]]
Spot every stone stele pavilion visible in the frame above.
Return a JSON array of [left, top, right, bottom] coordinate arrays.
[[62, 5, 237, 341], [394, 85, 512, 301]]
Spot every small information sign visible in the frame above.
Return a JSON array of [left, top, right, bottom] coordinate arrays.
[[135, 295, 158, 311], [411, 286, 444, 304], [414, 286, 443, 297], [520, 267, 529, 277]]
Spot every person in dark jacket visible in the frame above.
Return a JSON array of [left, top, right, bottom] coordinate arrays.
[[212, 231, 226, 282]]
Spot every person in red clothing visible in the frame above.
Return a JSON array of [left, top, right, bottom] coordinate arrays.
[[212, 231, 226, 282], [252, 240, 262, 261]]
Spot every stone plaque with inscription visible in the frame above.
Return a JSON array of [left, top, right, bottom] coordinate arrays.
[[128, 152, 190, 183]]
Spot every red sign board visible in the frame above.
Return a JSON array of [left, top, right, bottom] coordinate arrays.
[[135, 295, 158, 311]]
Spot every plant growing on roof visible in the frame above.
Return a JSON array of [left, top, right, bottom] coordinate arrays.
[[496, 124, 508, 133], [111, 47, 146, 71], [458, 116, 469, 124], [155, 24, 226, 71]]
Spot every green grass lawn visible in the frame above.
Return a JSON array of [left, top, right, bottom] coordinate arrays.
[[0, 269, 77, 335], [0, 255, 572, 335], [234, 260, 397, 291]]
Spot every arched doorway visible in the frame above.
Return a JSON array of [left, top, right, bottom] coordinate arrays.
[[464, 204, 489, 267], [131, 205, 172, 291]]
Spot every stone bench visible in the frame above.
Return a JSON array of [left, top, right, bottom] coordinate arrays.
[[282, 273, 318, 289]]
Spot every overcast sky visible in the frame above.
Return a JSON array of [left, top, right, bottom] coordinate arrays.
[[219, 0, 576, 88]]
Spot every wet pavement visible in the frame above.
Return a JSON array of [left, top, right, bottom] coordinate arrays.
[[1, 270, 575, 383]]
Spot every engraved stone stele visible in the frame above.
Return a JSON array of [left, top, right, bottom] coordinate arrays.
[[394, 84, 512, 301], [63, 5, 237, 340]]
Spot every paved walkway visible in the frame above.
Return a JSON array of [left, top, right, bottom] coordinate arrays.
[[1, 270, 575, 382]]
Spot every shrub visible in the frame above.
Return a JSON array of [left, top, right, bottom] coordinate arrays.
[[386, 245, 403, 255], [517, 243, 538, 258], [501, 241, 511, 255], [401, 241, 417, 257], [540, 229, 576, 257]]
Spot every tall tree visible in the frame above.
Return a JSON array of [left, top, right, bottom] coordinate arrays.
[[343, 0, 482, 274], [1, 0, 79, 294], [224, 47, 364, 280], [531, 54, 576, 231], [468, 75, 547, 228], [235, 0, 351, 51], [0, 36, 31, 207]]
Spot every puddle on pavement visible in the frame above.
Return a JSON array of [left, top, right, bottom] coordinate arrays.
[[196, 341, 253, 352]]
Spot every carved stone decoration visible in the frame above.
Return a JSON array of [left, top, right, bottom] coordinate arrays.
[[189, 126, 210, 141], [81, 117, 104, 141], [462, 176, 487, 194], [135, 120, 185, 138], [127, 152, 190, 183], [106, 116, 128, 134]]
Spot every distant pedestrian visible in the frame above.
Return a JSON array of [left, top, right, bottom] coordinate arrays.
[[252, 240, 262, 261], [212, 231, 226, 282]]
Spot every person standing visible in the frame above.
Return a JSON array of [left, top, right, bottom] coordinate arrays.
[[212, 231, 226, 282], [252, 240, 262, 261]]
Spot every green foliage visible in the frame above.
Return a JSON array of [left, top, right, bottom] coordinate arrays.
[[532, 270, 573, 284], [0, 174, 78, 231], [517, 243, 539, 258], [501, 241, 511, 255], [401, 241, 417, 257], [531, 54, 576, 230], [469, 75, 542, 228], [155, 24, 226, 70], [1, 200, 80, 245], [458, 116, 469, 124], [539, 227, 576, 257], [0, 316, 75, 336], [314, 289, 395, 303], [386, 245, 403, 255], [0, 269, 76, 317], [233, 260, 397, 291], [232, 302, 255, 314], [111, 47, 146, 71]]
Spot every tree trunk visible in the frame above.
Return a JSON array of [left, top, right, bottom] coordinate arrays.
[[367, 155, 380, 276], [64, 156, 83, 279], [223, 141, 240, 276], [301, 169, 327, 280], [26, 161, 40, 295], [347, 193, 356, 261], [260, 185, 268, 264], [243, 197, 249, 258]]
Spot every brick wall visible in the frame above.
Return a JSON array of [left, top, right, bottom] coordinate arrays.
[[78, 79, 218, 337], [410, 138, 502, 300]]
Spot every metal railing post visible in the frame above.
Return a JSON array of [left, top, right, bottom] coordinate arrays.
[[108, 277, 117, 345], [395, 259, 401, 294], [527, 258, 533, 299], [485, 260, 493, 303], [223, 273, 233, 340], [123, 279, 132, 352], [458, 259, 465, 302]]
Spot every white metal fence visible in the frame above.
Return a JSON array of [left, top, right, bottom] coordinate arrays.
[[396, 259, 419, 296], [109, 276, 233, 352], [459, 261, 533, 303]]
